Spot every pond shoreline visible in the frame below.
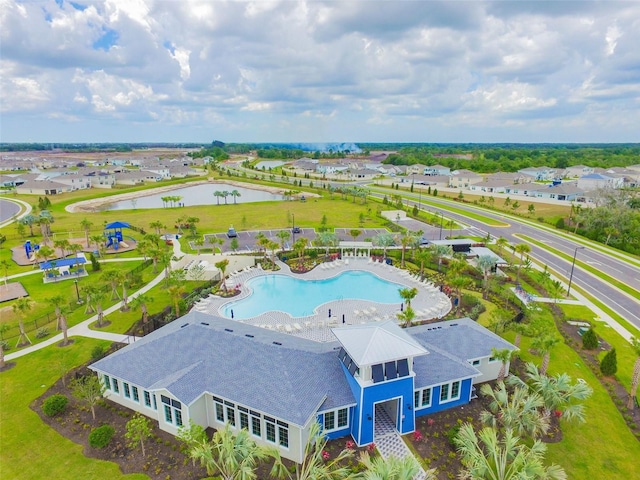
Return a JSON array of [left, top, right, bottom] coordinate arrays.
[[65, 179, 317, 213]]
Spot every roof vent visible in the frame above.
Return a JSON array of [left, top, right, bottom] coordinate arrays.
[[224, 328, 234, 332], [245, 334, 254, 338], [450, 323, 458, 326], [200, 322, 210, 326], [181, 323, 189, 328], [272, 341, 282, 346]]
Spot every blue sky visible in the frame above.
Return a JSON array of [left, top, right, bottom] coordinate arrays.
[[1, 1, 639, 143]]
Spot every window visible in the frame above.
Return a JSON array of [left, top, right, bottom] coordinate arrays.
[[161, 395, 182, 426], [132, 386, 139, 402], [414, 388, 432, 408], [152, 395, 157, 410], [240, 412, 249, 430], [324, 411, 334, 431], [175, 410, 183, 427], [144, 391, 152, 408], [164, 405, 173, 423], [489, 356, 497, 363], [337, 408, 348, 428], [471, 359, 480, 366], [440, 384, 449, 402], [103, 375, 111, 390], [278, 425, 289, 448], [215, 403, 224, 422], [251, 415, 261, 437], [226, 406, 236, 427], [265, 417, 276, 443], [112, 378, 119, 393], [451, 381, 460, 400], [123, 383, 131, 398]]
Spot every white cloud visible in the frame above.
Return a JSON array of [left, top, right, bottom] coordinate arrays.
[[1, 0, 639, 142]]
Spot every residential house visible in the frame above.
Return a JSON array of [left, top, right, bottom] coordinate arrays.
[[577, 173, 624, 191], [16, 179, 74, 195], [468, 179, 511, 194], [423, 165, 451, 176], [405, 174, 451, 189], [562, 165, 594, 178], [114, 170, 147, 186], [518, 167, 557, 181], [532, 183, 584, 202], [485, 172, 531, 184], [449, 169, 483, 188], [90, 315, 515, 463], [316, 162, 349, 175]]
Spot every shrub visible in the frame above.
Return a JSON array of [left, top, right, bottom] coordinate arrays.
[[600, 348, 617, 376], [35, 327, 50, 339], [582, 328, 598, 350], [0, 340, 10, 351], [89, 253, 101, 272], [43, 394, 68, 417], [446, 424, 461, 447], [89, 424, 115, 448], [91, 345, 105, 360], [556, 218, 565, 229]]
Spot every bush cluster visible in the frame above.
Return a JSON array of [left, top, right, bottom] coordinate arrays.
[[35, 327, 50, 339], [582, 328, 598, 350], [89, 424, 115, 449], [42, 394, 68, 417]]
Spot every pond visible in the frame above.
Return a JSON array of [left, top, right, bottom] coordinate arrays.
[[104, 183, 284, 210]]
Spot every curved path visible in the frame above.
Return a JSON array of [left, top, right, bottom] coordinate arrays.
[[371, 190, 640, 334]]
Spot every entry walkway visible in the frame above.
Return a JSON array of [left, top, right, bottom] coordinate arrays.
[[374, 405, 429, 480]]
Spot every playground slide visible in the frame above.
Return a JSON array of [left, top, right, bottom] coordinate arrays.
[[119, 241, 129, 248]]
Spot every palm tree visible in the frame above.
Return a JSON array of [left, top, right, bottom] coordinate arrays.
[[81, 284, 97, 314], [372, 232, 395, 259], [477, 254, 497, 300], [47, 294, 67, 330], [189, 423, 269, 480], [270, 422, 360, 480], [168, 284, 186, 317], [215, 259, 230, 292], [396, 232, 415, 268], [131, 294, 154, 324], [90, 289, 107, 328], [313, 232, 339, 260], [0, 259, 10, 288], [90, 234, 104, 255], [431, 244, 452, 272], [360, 451, 433, 480], [38, 214, 52, 243], [276, 230, 291, 252], [509, 363, 593, 423], [396, 306, 416, 327], [222, 191, 229, 204], [21, 214, 38, 236], [491, 347, 514, 382], [150, 220, 165, 235], [213, 191, 223, 205], [448, 275, 471, 315], [101, 270, 122, 301], [414, 247, 431, 278], [58, 306, 70, 346], [68, 243, 84, 272], [514, 243, 531, 282], [398, 287, 418, 309], [12, 297, 34, 347], [230, 189, 241, 204], [479, 382, 549, 439], [495, 236, 509, 256], [293, 238, 308, 268], [531, 334, 560, 375], [80, 218, 93, 247], [349, 229, 362, 242], [627, 337, 640, 409], [455, 423, 567, 480]]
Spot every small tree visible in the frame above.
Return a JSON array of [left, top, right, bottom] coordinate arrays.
[[43, 394, 68, 417], [627, 337, 640, 409], [600, 348, 617, 376], [125, 413, 152, 457], [178, 420, 207, 466], [71, 375, 108, 421], [582, 328, 598, 350]]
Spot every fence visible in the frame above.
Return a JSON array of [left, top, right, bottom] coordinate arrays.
[[1, 260, 154, 346]]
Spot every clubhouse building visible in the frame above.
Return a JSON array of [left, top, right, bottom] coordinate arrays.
[[91, 312, 515, 463]]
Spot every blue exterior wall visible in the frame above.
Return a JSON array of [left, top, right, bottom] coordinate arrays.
[[415, 378, 473, 418], [340, 364, 364, 445], [358, 375, 415, 445], [317, 406, 355, 440]]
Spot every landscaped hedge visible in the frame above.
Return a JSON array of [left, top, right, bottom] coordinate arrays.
[[42, 394, 68, 417], [89, 424, 115, 448]]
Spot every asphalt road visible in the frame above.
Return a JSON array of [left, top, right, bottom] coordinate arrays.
[[0, 198, 21, 223], [373, 191, 640, 332]]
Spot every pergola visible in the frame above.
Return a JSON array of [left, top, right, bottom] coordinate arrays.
[[339, 241, 373, 258]]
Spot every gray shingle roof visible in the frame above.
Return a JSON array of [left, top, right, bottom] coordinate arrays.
[[91, 312, 354, 426]]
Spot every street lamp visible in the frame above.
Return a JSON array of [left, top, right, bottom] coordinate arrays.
[[292, 213, 296, 243], [418, 187, 422, 211], [439, 213, 444, 240], [566, 246, 585, 297], [74, 279, 82, 304]]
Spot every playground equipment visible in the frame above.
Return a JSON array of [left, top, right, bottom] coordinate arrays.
[[104, 221, 132, 251], [24, 240, 40, 260]]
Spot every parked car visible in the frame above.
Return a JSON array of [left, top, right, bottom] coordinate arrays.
[[292, 226, 301, 234], [227, 227, 238, 238]]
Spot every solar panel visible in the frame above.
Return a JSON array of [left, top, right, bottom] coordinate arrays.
[[372, 364, 384, 383], [397, 358, 410, 377], [338, 347, 347, 361], [385, 362, 398, 379], [348, 362, 358, 376]]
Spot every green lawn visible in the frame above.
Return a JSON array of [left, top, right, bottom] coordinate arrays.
[[0, 337, 147, 480]]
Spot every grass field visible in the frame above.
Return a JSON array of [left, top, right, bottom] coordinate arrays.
[[0, 337, 147, 480]]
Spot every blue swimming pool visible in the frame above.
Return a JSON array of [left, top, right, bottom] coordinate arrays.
[[220, 271, 404, 319]]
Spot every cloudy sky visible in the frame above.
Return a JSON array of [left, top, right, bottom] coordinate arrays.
[[1, 0, 639, 143]]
